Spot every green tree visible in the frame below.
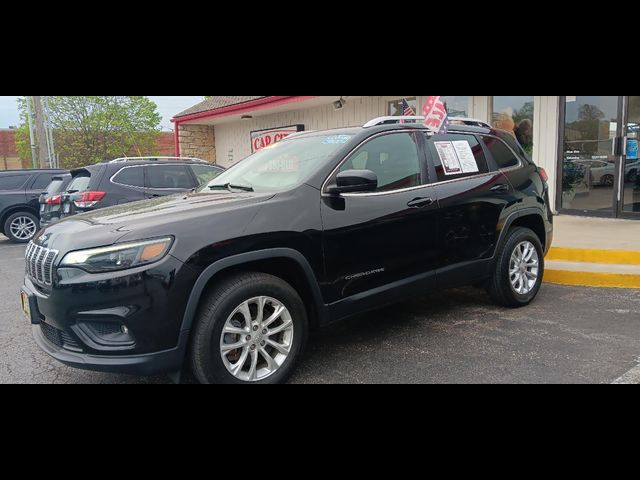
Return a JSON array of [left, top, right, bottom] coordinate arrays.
[[16, 96, 162, 169]]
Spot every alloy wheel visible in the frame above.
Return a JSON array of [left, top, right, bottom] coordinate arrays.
[[509, 241, 540, 295], [220, 296, 294, 382]]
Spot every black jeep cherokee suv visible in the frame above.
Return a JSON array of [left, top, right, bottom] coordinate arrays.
[[21, 119, 553, 384]]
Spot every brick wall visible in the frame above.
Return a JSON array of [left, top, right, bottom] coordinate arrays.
[[0, 130, 26, 170], [178, 124, 215, 163]]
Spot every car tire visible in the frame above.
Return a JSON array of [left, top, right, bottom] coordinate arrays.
[[601, 174, 615, 187], [3, 212, 39, 243], [487, 227, 544, 308], [190, 272, 308, 384]]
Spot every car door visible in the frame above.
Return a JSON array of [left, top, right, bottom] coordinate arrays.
[[0, 174, 31, 225], [425, 132, 517, 288], [321, 131, 439, 313], [143, 164, 196, 198]]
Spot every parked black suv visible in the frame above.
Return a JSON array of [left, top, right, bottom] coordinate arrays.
[[1, 169, 68, 243], [21, 119, 553, 384], [59, 157, 224, 218]]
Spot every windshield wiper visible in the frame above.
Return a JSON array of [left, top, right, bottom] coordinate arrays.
[[209, 183, 254, 192]]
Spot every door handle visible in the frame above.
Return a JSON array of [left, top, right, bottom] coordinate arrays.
[[407, 197, 435, 209], [491, 184, 510, 193]]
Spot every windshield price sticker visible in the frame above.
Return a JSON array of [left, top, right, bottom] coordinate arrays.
[[322, 135, 351, 145]]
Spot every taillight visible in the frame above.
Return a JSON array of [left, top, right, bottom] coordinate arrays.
[[46, 194, 62, 205], [73, 191, 106, 209], [538, 168, 549, 183]]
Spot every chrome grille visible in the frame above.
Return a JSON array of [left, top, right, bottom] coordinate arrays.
[[25, 242, 58, 286]]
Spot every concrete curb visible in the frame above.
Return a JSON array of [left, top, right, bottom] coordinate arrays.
[[547, 247, 640, 265], [545, 247, 640, 289]]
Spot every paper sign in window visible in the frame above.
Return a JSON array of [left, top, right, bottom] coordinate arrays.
[[434, 142, 462, 175], [452, 141, 479, 174]]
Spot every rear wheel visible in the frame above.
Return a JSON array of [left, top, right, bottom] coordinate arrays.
[[487, 227, 544, 308], [190, 272, 308, 384], [4, 212, 39, 243]]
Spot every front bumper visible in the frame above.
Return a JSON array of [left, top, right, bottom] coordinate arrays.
[[23, 254, 198, 375], [32, 323, 189, 375]]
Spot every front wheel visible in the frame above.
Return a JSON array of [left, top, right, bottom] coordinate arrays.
[[4, 212, 39, 243], [487, 227, 544, 308], [190, 272, 308, 384]]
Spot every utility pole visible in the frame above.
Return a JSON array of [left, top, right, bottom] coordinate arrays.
[[25, 97, 38, 169], [32, 96, 49, 169]]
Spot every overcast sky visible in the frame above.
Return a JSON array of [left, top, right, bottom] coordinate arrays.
[[0, 96, 204, 130]]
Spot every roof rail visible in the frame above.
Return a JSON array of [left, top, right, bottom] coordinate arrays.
[[108, 156, 209, 164], [363, 116, 427, 128], [449, 117, 492, 129]]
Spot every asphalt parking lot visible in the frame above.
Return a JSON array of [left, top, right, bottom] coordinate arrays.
[[1, 235, 639, 384]]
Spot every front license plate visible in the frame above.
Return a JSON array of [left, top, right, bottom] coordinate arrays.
[[20, 291, 31, 321]]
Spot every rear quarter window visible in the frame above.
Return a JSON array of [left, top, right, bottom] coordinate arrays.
[[112, 166, 145, 187], [0, 175, 29, 191], [482, 136, 522, 169]]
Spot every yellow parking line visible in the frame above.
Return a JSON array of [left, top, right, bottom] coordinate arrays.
[[544, 269, 640, 289], [547, 247, 640, 266]]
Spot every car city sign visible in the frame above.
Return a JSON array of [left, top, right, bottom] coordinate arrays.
[[251, 125, 304, 152]]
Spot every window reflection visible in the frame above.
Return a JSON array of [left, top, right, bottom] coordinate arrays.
[[492, 96, 534, 156], [442, 96, 469, 117]]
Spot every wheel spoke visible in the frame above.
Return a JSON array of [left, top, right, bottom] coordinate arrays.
[[266, 339, 290, 356], [263, 305, 285, 328], [237, 301, 252, 323], [255, 297, 267, 324], [224, 325, 248, 336], [231, 347, 250, 375], [259, 347, 278, 371], [221, 340, 247, 353], [267, 319, 293, 336], [248, 350, 259, 381]]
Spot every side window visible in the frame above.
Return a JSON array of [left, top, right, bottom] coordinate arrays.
[[146, 165, 193, 189], [0, 175, 29, 191], [428, 134, 489, 182], [482, 136, 521, 169], [338, 132, 422, 192], [190, 165, 223, 186], [112, 167, 145, 187], [31, 174, 55, 191]]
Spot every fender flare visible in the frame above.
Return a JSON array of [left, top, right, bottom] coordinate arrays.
[[179, 248, 327, 335], [493, 207, 546, 261]]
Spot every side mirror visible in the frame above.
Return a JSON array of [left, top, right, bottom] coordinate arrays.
[[329, 169, 378, 194]]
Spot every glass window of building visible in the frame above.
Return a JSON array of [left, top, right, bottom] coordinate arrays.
[[388, 97, 417, 116], [441, 96, 470, 117], [492, 96, 535, 156]]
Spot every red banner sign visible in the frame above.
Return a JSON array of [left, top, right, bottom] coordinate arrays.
[[251, 125, 305, 152]]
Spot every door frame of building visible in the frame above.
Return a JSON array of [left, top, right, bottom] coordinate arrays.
[[555, 96, 638, 219]]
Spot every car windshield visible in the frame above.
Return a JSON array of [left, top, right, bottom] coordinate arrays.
[[200, 134, 353, 193]]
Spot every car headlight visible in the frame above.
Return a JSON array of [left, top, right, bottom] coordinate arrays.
[[59, 237, 173, 273]]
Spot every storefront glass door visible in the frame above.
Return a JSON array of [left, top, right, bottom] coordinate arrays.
[[622, 96, 640, 215], [560, 96, 622, 216]]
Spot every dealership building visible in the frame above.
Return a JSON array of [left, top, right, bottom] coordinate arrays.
[[172, 96, 640, 219]]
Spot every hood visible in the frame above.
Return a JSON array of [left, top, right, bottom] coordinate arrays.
[[33, 191, 275, 255]]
